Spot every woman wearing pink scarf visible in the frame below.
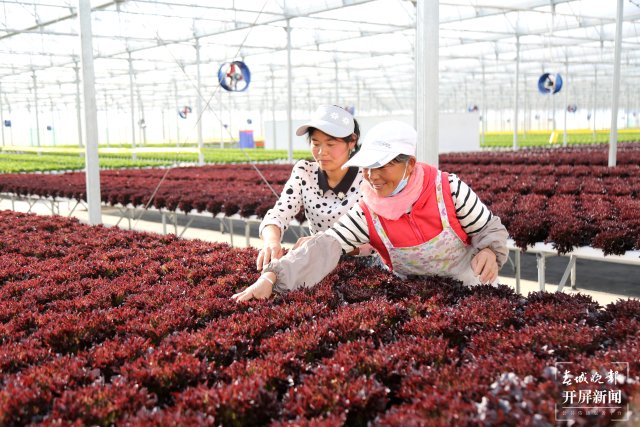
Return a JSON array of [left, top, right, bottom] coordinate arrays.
[[233, 121, 509, 302]]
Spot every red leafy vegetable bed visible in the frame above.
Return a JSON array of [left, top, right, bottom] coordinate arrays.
[[440, 144, 640, 254], [1, 145, 640, 254], [0, 210, 638, 426], [0, 164, 292, 218]]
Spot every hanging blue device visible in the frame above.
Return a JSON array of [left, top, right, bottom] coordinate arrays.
[[218, 61, 251, 92], [537, 73, 563, 94]]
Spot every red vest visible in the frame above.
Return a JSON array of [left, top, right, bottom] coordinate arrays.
[[361, 163, 469, 270]]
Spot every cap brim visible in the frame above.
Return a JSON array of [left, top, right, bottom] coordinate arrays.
[[342, 149, 399, 169], [296, 120, 352, 137]]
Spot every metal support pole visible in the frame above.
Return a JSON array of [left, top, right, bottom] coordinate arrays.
[[536, 253, 546, 291], [32, 71, 41, 148], [335, 60, 339, 104], [563, 59, 568, 147], [286, 19, 293, 162], [524, 73, 530, 137], [515, 249, 521, 295], [78, 0, 102, 225], [103, 92, 110, 146], [228, 217, 234, 247], [592, 67, 598, 140], [608, 0, 624, 167], [136, 88, 146, 145], [173, 80, 181, 145], [127, 51, 137, 160], [557, 255, 577, 293], [219, 89, 224, 148], [49, 97, 56, 146], [75, 63, 84, 148], [162, 212, 167, 234], [271, 69, 276, 150], [0, 81, 5, 147], [356, 79, 361, 115], [416, 0, 439, 166], [513, 35, 520, 150], [481, 62, 486, 146], [195, 37, 204, 165]]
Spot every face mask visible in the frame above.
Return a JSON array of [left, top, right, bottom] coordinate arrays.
[[389, 163, 409, 197]]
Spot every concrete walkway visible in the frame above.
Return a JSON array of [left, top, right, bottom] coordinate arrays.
[[1, 195, 633, 307]]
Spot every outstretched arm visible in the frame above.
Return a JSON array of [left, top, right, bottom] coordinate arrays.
[[232, 233, 343, 302]]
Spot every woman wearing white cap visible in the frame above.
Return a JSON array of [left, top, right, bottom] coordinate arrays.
[[256, 105, 367, 270], [235, 120, 509, 302]]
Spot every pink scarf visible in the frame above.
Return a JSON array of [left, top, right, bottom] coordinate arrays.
[[361, 164, 424, 220]]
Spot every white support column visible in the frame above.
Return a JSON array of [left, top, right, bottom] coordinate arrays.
[[103, 92, 110, 147], [271, 69, 276, 150], [592, 67, 598, 139], [513, 35, 520, 151], [523, 72, 528, 138], [127, 51, 137, 160], [161, 102, 166, 142], [563, 59, 568, 147], [219, 90, 224, 148], [416, 0, 439, 167], [74, 62, 84, 148], [136, 88, 146, 145], [625, 83, 630, 129], [499, 85, 504, 131], [49, 97, 56, 146], [78, 0, 102, 225], [552, 87, 556, 134], [228, 92, 232, 145], [195, 37, 204, 165], [335, 60, 339, 104], [173, 80, 180, 145], [356, 79, 361, 115], [537, 253, 546, 291], [286, 18, 293, 163], [0, 81, 5, 147], [608, 0, 624, 167], [32, 70, 41, 148], [481, 61, 486, 146], [463, 78, 468, 112]]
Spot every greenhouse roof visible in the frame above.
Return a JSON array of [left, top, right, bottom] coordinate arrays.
[[0, 0, 639, 115]]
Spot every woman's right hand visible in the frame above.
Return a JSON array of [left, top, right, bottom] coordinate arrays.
[[256, 240, 283, 270]]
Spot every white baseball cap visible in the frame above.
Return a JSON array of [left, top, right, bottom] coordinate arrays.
[[296, 105, 355, 138], [342, 120, 416, 169]]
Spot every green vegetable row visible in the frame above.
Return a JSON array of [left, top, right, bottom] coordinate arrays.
[[0, 148, 312, 173]]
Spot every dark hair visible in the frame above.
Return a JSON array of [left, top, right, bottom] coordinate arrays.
[[346, 118, 361, 157]]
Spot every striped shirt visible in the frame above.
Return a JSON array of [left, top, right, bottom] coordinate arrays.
[[326, 173, 492, 253]]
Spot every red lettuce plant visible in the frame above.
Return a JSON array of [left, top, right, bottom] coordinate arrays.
[[0, 211, 638, 426]]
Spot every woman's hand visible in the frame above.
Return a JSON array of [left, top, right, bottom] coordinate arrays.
[[256, 240, 283, 270], [231, 273, 275, 302], [471, 248, 499, 284]]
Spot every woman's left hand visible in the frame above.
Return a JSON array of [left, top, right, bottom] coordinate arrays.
[[471, 248, 499, 284], [231, 273, 275, 302]]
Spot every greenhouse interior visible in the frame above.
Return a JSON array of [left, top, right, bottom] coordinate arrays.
[[0, 0, 639, 425]]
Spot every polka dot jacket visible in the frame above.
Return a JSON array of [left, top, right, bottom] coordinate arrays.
[[259, 159, 363, 238]]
